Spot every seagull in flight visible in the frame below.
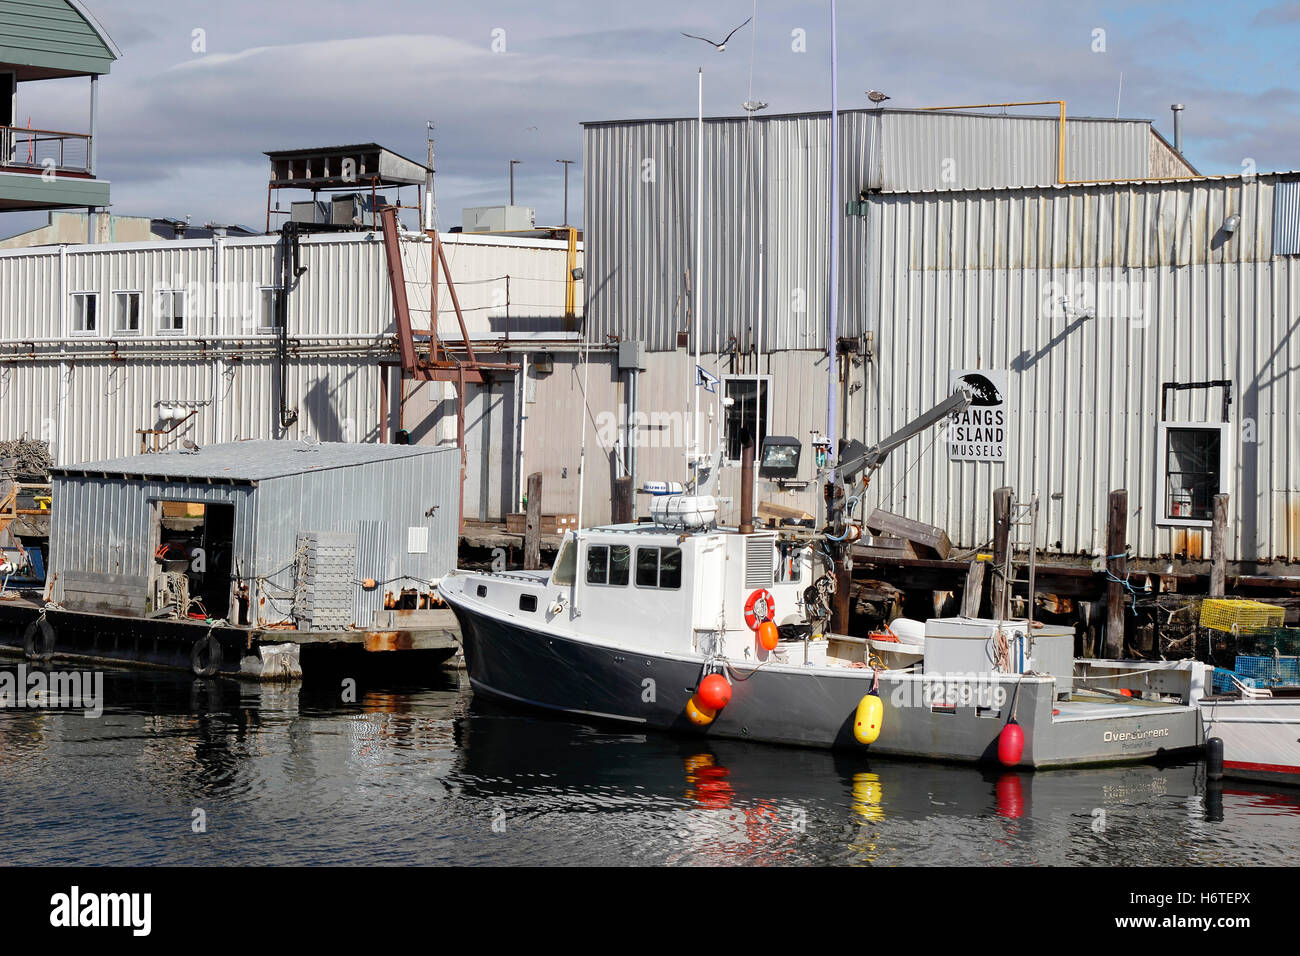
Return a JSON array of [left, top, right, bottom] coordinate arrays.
[[681, 16, 752, 51], [866, 90, 891, 106]]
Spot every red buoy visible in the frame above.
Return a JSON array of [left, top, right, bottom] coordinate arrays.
[[697, 673, 732, 711], [997, 719, 1025, 767]]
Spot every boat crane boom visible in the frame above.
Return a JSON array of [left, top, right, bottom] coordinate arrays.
[[836, 387, 972, 485]]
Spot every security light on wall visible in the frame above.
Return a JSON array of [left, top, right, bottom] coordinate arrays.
[[1222, 214, 1240, 235]]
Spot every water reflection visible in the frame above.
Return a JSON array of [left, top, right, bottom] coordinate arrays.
[[0, 664, 1296, 865]]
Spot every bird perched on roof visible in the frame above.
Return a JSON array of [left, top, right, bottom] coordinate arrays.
[[681, 16, 752, 51], [866, 90, 891, 106]]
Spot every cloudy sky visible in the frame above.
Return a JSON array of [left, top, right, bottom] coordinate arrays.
[[4, 0, 1299, 238]]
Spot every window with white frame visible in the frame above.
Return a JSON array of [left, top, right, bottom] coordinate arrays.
[[70, 292, 98, 334], [258, 286, 283, 332], [722, 375, 770, 463], [112, 291, 143, 334], [1157, 422, 1231, 526], [154, 289, 186, 332]]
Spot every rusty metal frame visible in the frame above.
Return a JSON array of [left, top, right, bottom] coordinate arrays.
[[379, 205, 518, 531]]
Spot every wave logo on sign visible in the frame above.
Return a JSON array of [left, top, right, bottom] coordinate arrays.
[[947, 369, 1009, 462]]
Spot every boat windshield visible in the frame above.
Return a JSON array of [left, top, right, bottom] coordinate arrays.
[[552, 537, 577, 586]]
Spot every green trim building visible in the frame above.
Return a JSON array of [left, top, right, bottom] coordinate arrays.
[[1, 0, 119, 215]]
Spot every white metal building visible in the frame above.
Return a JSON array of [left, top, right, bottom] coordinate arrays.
[[0, 227, 589, 521], [578, 106, 1300, 568]]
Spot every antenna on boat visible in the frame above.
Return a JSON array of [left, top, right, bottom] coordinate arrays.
[[826, 0, 840, 487], [692, 66, 704, 491], [576, 335, 590, 533]]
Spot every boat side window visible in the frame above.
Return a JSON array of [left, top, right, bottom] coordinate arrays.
[[552, 538, 577, 586], [586, 544, 630, 586], [635, 546, 682, 589], [609, 545, 630, 586], [586, 545, 609, 584]]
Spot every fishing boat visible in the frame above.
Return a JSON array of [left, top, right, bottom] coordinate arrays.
[[438, 460, 1209, 768]]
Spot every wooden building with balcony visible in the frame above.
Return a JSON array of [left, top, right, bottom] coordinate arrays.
[[1, 0, 118, 219]]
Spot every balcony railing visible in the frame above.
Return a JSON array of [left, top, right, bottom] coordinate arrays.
[[0, 125, 93, 176]]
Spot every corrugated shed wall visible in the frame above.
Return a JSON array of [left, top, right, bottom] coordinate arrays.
[[585, 110, 1156, 351], [48, 448, 459, 624], [254, 447, 460, 599], [48, 477, 254, 594]]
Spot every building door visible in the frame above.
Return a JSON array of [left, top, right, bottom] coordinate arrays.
[[461, 375, 517, 522]]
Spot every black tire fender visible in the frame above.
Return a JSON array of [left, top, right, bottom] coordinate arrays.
[[191, 632, 223, 677], [22, 616, 55, 662]]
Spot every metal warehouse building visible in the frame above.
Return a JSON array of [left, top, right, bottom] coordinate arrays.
[[578, 106, 1300, 568], [0, 227, 587, 521], [48, 440, 460, 628]]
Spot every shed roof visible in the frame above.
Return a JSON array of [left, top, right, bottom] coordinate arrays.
[[0, 0, 121, 79], [52, 440, 447, 483]]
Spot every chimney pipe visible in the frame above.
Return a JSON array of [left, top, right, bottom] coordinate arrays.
[[739, 432, 755, 534], [1171, 103, 1185, 155]]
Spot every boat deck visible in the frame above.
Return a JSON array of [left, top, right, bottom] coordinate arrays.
[[1052, 693, 1190, 722]]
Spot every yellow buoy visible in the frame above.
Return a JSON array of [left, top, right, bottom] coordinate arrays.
[[853, 693, 883, 744], [685, 696, 717, 726]]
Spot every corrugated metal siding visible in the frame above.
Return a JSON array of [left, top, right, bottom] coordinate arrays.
[[48, 477, 255, 591], [0, 231, 576, 468], [862, 176, 1299, 563], [253, 446, 460, 600], [585, 110, 1155, 352], [1273, 181, 1300, 255], [0, 249, 59, 338], [48, 446, 460, 623], [567, 174, 1300, 560]]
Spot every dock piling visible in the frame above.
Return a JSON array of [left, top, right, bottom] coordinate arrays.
[[1105, 489, 1128, 658], [524, 472, 543, 570]]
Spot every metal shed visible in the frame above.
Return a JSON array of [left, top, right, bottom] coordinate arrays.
[[47, 440, 460, 627]]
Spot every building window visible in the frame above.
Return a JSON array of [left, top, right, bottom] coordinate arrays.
[[259, 286, 283, 332], [723, 376, 770, 463], [585, 544, 630, 586], [112, 292, 143, 334], [70, 293, 98, 334], [1157, 423, 1231, 526], [155, 289, 186, 332], [635, 546, 682, 589]]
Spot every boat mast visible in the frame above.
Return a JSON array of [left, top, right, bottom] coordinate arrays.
[[692, 66, 704, 490], [826, 0, 840, 485]]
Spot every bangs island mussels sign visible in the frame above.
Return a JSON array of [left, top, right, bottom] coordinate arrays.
[[948, 369, 1009, 462]]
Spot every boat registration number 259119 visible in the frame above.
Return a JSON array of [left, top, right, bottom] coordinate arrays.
[[892, 679, 1008, 709]]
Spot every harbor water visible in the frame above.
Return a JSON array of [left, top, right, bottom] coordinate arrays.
[[0, 663, 1296, 866]]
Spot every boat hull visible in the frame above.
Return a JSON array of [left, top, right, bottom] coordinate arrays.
[[448, 600, 1202, 768], [1201, 697, 1300, 786]]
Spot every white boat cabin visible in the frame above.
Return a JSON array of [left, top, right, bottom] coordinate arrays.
[[442, 523, 818, 661]]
